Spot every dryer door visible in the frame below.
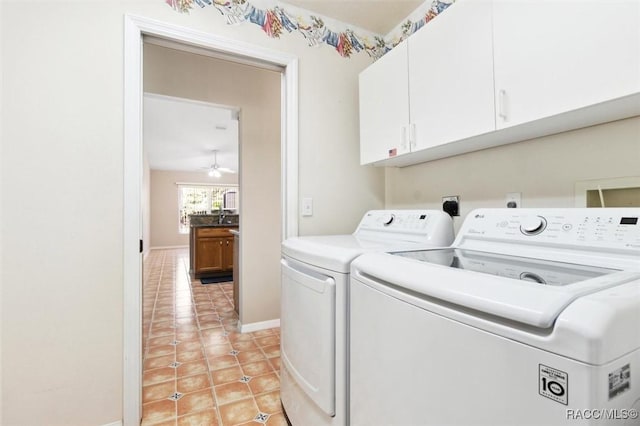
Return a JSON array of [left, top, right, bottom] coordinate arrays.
[[280, 257, 336, 416]]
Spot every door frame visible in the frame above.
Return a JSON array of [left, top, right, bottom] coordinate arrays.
[[123, 14, 299, 425]]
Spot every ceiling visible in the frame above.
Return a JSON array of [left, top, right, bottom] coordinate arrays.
[[281, 0, 423, 34], [143, 94, 239, 173]]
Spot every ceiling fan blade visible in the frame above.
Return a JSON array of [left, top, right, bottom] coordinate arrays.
[[218, 168, 236, 174]]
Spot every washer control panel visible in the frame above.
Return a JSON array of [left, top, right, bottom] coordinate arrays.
[[462, 208, 640, 249], [358, 210, 433, 231]]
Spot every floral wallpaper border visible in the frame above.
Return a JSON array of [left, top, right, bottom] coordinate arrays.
[[166, 0, 455, 60]]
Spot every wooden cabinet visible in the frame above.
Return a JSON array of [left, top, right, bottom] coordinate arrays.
[[222, 236, 234, 271], [193, 227, 236, 278], [359, 0, 640, 167], [493, 0, 640, 129], [232, 232, 239, 315]]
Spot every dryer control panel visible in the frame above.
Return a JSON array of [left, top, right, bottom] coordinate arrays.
[[355, 210, 454, 245], [358, 210, 442, 232], [459, 208, 640, 251]]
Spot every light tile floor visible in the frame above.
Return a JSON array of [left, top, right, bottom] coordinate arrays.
[[142, 248, 285, 426]]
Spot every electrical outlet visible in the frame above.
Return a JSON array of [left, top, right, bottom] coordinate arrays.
[[442, 196, 460, 217], [506, 192, 522, 208]]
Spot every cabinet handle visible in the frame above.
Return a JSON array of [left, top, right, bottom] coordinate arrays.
[[226, 240, 229, 246], [409, 123, 416, 148], [498, 89, 508, 121], [220, 241, 223, 245], [401, 126, 407, 150]]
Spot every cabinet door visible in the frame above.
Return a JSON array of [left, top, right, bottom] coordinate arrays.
[[233, 235, 239, 314], [196, 237, 224, 274], [223, 237, 234, 271], [409, 0, 495, 151], [359, 40, 410, 165], [493, 0, 640, 129]]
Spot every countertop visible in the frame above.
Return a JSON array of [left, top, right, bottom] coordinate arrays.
[[191, 223, 239, 228]]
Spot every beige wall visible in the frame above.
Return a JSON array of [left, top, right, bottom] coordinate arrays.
[[1, 2, 382, 424], [149, 169, 238, 248], [385, 116, 640, 232], [2, 3, 126, 425]]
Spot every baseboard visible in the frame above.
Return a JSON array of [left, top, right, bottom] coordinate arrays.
[[101, 421, 122, 426], [239, 318, 280, 333], [150, 245, 189, 250]]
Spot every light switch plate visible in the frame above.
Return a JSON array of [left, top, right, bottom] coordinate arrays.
[[302, 197, 313, 216]]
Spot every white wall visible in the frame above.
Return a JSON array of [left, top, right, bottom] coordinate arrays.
[[385, 116, 640, 232], [1, 2, 383, 424], [149, 169, 238, 248]]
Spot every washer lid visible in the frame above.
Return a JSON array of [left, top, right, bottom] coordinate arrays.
[[394, 248, 617, 286], [354, 250, 640, 328], [282, 234, 401, 273]]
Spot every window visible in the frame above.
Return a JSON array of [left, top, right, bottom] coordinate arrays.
[[178, 184, 239, 234]]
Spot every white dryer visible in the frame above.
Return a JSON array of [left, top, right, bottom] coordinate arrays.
[[350, 208, 640, 425], [280, 210, 454, 426]]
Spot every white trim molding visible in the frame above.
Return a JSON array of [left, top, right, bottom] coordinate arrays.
[[101, 421, 123, 426], [124, 14, 298, 426], [123, 15, 144, 426], [238, 318, 281, 334]]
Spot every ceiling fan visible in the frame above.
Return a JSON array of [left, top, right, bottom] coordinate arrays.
[[203, 150, 236, 178]]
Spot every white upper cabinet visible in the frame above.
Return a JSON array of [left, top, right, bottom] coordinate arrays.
[[409, 0, 495, 150], [359, 40, 410, 165], [493, 0, 640, 129], [359, 0, 640, 167]]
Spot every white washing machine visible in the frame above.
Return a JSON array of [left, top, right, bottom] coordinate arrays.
[[280, 210, 454, 426], [350, 208, 640, 425]]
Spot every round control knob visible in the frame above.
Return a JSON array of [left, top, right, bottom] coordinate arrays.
[[520, 216, 547, 235], [382, 214, 395, 226]]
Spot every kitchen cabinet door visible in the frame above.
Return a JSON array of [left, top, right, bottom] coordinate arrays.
[[359, 40, 410, 165], [233, 234, 239, 314], [493, 0, 640, 129], [409, 0, 495, 151], [223, 237, 234, 271], [195, 237, 224, 274]]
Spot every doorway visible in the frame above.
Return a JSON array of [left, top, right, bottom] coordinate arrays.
[[124, 15, 299, 425]]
